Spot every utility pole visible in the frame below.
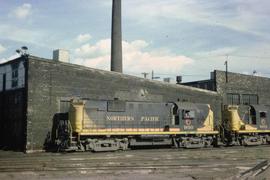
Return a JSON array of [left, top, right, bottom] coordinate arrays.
[[225, 55, 228, 83], [151, 70, 160, 80], [141, 72, 149, 79]]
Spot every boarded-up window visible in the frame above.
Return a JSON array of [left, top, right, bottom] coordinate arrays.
[[227, 93, 240, 105]]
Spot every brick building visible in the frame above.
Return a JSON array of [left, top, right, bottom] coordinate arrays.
[[0, 55, 221, 152], [182, 70, 270, 106]]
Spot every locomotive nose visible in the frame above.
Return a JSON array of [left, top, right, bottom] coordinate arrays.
[[70, 100, 85, 133]]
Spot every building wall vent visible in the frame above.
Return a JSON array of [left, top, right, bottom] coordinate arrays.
[[53, 49, 70, 63]]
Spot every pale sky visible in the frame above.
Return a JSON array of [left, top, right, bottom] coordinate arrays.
[[1, 0, 270, 82]]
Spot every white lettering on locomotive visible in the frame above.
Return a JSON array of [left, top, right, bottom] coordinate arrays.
[[260, 118, 268, 129], [183, 125, 194, 130], [106, 116, 135, 121], [140, 116, 159, 121]]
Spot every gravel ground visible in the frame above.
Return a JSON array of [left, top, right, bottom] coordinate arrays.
[[0, 146, 270, 180]]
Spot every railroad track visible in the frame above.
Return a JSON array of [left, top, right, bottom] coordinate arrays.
[[0, 146, 269, 179]]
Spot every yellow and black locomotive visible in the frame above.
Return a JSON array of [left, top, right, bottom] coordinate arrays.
[[53, 99, 270, 152], [54, 99, 218, 152], [221, 105, 270, 146]]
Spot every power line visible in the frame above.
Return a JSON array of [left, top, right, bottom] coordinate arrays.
[[209, 54, 270, 59], [230, 55, 270, 59]]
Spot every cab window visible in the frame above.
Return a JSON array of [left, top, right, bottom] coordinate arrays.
[[182, 110, 195, 120], [171, 105, 179, 125], [260, 112, 267, 119]]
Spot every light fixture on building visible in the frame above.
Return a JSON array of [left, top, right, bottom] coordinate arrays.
[[16, 46, 29, 57]]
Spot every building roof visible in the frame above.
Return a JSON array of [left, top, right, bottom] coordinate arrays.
[[27, 55, 219, 96]]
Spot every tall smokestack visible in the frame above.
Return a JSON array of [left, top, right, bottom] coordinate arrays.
[[111, 0, 123, 73]]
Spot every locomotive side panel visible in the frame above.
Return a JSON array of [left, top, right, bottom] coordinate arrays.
[[70, 100, 217, 135], [72, 100, 172, 133], [105, 102, 171, 130]]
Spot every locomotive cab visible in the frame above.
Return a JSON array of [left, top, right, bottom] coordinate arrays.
[[173, 102, 215, 132], [170, 102, 217, 148], [223, 105, 270, 131]]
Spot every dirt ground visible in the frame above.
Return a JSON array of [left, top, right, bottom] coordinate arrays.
[[0, 146, 270, 180]]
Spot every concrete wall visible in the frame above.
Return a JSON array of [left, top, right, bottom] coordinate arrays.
[[26, 56, 221, 151], [214, 70, 270, 105]]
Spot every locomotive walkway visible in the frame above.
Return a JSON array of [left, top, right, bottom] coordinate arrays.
[[0, 146, 270, 179]]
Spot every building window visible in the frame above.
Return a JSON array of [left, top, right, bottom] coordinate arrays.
[[2, 74, 6, 91], [11, 63, 19, 88], [250, 95, 258, 104], [242, 94, 258, 105], [12, 70, 18, 88], [227, 93, 240, 105]]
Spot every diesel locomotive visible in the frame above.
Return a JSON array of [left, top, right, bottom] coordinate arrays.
[[53, 99, 218, 152], [52, 99, 270, 152], [221, 105, 270, 146]]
